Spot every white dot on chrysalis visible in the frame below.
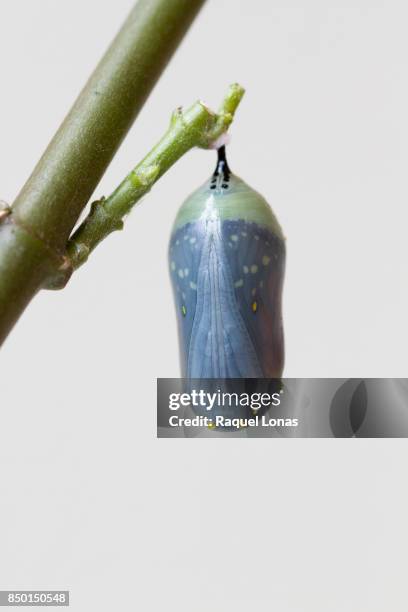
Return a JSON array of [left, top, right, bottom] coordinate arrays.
[[178, 269, 184, 278], [251, 265, 258, 274], [262, 256, 271, 266]]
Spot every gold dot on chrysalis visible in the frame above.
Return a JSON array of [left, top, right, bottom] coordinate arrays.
[[181, 305, 187, 317], [252, 301, 258, 313]]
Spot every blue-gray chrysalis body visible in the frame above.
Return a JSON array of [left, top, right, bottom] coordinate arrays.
[[169, 147, 285, 378]]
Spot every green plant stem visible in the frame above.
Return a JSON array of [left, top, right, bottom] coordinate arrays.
[[0, 0, 205, 346], [12, 0, 206, 251], [53, 83, 244, 282]]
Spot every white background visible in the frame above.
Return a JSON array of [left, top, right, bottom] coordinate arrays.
[[0, 0, 407, 610]]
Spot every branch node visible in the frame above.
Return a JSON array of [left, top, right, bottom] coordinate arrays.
[[72, 242, 91, 267], [131, 164, 160, 187]]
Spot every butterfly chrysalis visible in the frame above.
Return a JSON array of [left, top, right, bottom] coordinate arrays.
[[169, 147, 285, 378]]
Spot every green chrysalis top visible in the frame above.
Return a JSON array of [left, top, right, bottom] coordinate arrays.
[[172, 173, 285, 240]]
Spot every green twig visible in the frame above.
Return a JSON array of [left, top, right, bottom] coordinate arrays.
[[11, 0, 206, 252], [0, 0, 206, 346], [49, 83, 244, 285]]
